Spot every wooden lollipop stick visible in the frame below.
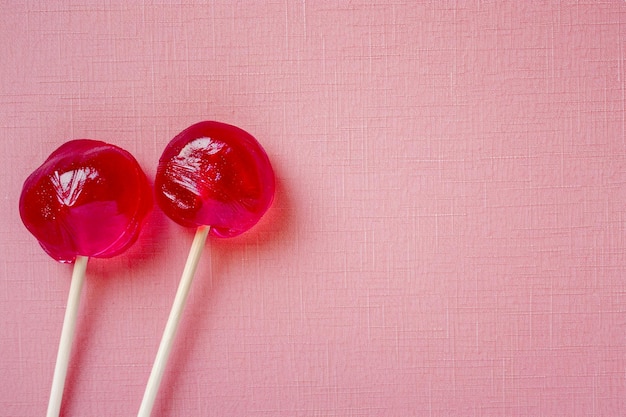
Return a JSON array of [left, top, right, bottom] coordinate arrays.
[[47, 255, 89, 417], [137, 225, 210, 417]]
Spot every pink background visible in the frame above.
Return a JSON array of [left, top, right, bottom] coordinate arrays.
[[1, 1, 625, 416]]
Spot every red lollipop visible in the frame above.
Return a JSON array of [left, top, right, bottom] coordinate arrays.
[[138, 121, 274, 416], [155, 120, 275, 236], [20, 139, 151, 417]]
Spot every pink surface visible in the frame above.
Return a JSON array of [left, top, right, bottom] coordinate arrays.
[[1, 1, 625, 416]]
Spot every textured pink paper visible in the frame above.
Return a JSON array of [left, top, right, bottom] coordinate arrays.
[[1, 1, 625, 416]]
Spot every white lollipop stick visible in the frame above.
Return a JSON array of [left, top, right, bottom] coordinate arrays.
[[137, 225, 210, 417], [47, 255, 89, 417]]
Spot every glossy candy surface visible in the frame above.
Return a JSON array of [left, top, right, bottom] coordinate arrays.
[[155, 121, 275, 238], [19, 140, 152, 263]]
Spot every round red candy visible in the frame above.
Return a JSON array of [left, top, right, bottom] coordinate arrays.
[[155, 121, 275, 238], [19, 140, 152, 263]]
